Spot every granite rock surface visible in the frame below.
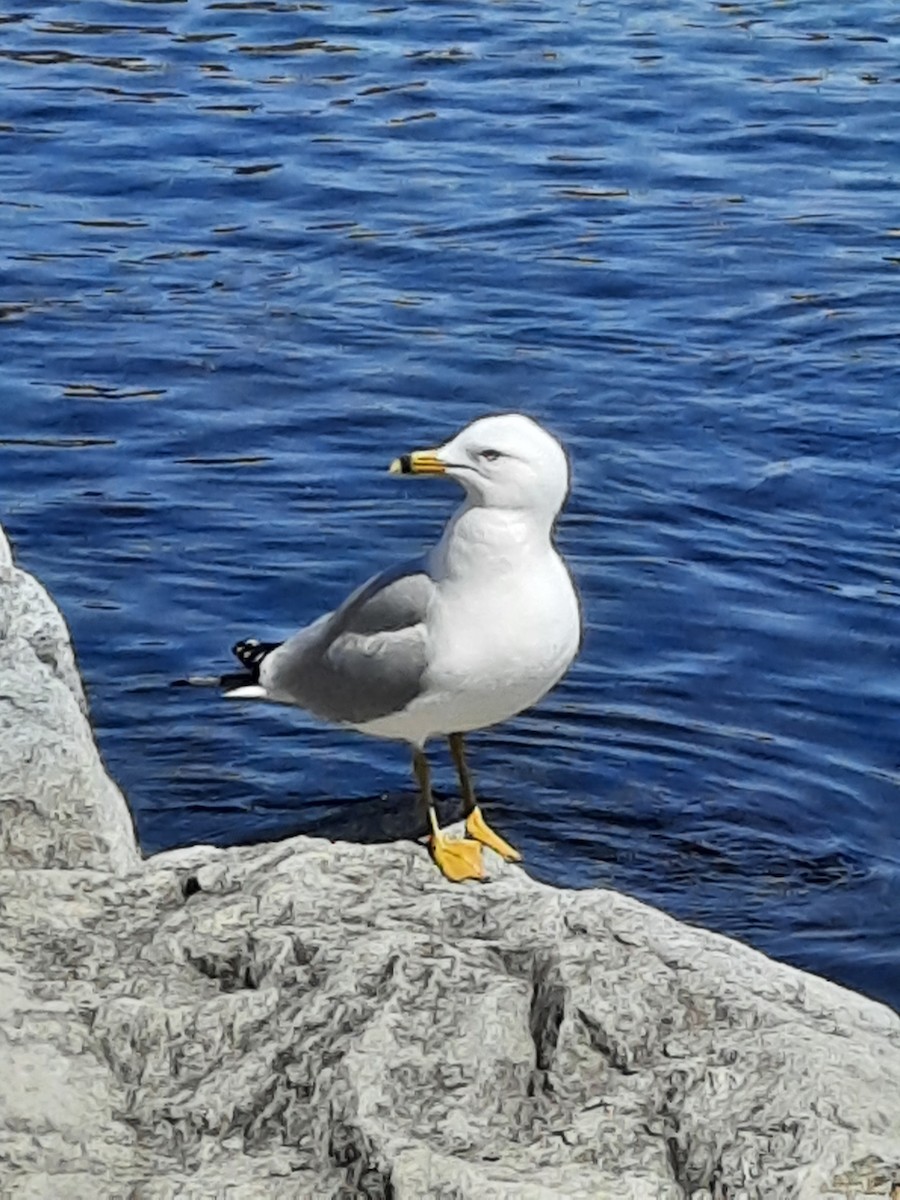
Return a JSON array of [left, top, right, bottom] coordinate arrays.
[[0, 538, 138, 874], [1, 523, 898, 1199]]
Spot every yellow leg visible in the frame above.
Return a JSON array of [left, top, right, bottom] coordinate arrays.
[[413, 748, 484, 882], [448, 733, 522, 863]]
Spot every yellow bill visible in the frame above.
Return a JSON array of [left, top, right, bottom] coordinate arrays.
[[389, 449, 446, 476]]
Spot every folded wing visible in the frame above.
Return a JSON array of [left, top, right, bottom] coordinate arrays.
[[260, 558, 435, 725]]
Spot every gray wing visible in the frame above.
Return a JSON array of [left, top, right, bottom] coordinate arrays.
[[260, 557, 435, 725]]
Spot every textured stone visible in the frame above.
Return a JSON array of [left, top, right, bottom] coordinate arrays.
[[3, 843, 900, 1198], [0, 549, 139, 872], [2, 522, 899, 1198]]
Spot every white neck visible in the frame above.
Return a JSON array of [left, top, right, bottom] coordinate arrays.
[[429, 500, 555, 581]]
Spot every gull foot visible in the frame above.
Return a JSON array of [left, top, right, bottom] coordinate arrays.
[[429, 832, 486, 882], [464, 806, 522, 862]]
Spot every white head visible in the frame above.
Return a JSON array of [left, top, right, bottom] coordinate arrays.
[[391, 413, 571, 523]]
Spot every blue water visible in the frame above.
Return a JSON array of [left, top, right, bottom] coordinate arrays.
[[2, 0, 898, 1011]]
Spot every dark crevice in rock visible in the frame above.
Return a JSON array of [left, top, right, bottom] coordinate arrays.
[[329, 1119, 365, 1168], [578, 1007, 639, 1076], [334, 1176, 394, 1200], [181, 875, 201, 899], [291, 935, 317, 966], [184, 945, 262, 991], [657, 1074, 726, 1198], [328, 1110, 393, 1198], [232, 1050, 312, 1151], [352, 952, 399, 1003], [663, 1129, 692, 1200], [528, 949, 566, 1101], [33, 645, 63, 678], [709, 1174, 732, 1200]]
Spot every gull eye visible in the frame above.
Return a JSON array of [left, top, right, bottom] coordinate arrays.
[[480, 449, 502, 462]]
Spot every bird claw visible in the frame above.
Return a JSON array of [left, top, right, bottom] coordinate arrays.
[[429, 832, 486, 882], [465, 805, 522, 862]]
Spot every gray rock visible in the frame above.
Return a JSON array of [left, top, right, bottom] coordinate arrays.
[[0, 544, 139, 873], [1, 521, 899, 1199]]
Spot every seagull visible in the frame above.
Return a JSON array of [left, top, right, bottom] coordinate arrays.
[[183, 413, 582, 881]]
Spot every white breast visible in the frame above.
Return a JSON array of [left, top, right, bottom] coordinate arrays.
[[429, 549, 578, 689], [358, 540, 581, 746]]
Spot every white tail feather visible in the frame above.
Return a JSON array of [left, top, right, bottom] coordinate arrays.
[[222, 684, 269, 700]]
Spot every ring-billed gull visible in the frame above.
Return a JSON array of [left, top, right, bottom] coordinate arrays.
[[182, 413, 582, 881]]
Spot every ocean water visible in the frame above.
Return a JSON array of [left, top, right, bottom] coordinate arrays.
[[1, 0, 898, 1011]]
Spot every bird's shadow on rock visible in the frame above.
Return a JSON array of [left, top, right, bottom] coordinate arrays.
[[229, 791, 472, 851]]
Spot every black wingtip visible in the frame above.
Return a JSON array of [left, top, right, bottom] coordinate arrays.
[[171, 640, 282, 693], [232, 638, 281, 674]]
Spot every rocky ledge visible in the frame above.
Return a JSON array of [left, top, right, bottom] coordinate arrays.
[[1, 524, 899, 1199]]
